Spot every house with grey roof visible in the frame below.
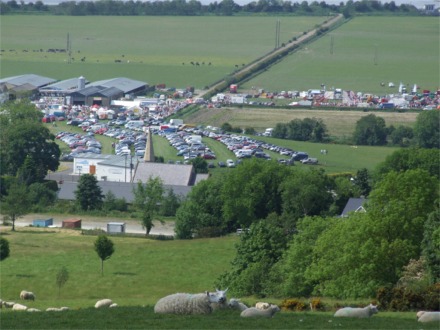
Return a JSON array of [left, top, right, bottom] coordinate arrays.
[[340, 197, 368, 217]]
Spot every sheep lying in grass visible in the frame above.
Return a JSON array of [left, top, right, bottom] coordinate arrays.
[[12, 303, 28, 311], [27, 308, 41, 312], [95, 299, 113, 308], [20, 290, 35, 301], [228, 298, 248, 311], [154, 289, 228, 315], [255, 302, 270, 310], [240, 304, 280, 318], [417, 311, 440, 323], [3, 301, 16, 308], [334, 304, 378, 318], [46, 307, 69, 312]]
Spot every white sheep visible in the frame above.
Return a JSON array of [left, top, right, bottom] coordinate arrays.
[[228, 298, 248, 311], [27, 308, 41, 312], [240, 304, 280, 318], [46, 307, 69, 312], [12, 303, 28, 311], [255, 302, 270, 310], [3, 301, 16, 308], [20, 290, 35, 301], [109, 303, 118, 308], [95, 299, 113, 308], [417, 311, 440, 323], [154, 289, 228, 315], [334, 304, 378, 318]]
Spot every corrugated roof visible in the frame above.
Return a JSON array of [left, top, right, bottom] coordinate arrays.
[[94, 86, 124, 98], [88, 77, 147, 93], [69, 85, 105, 97], [0, 74, 56, 87], [39, 77, 89, 92]]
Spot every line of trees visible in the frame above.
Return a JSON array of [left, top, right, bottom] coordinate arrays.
[[0, 0, 424, 16], [270, 112, 440, 148]]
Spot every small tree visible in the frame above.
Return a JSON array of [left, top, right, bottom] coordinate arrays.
[[94, 235, 114, 276], [75, 174, 104, 211], [0, 237, 10, 261], [133, 177, 164, 235], [56, 266, 69, 298], [1, 182, 31, 231]]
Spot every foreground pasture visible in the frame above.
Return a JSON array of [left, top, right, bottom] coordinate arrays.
[[2, 307, 438, 330]]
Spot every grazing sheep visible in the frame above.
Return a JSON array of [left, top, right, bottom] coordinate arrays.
[[95, 299, 113, 308], [154, 289, 228, 315], [20, 290, 35, 301], [228, 298, 248, 311], [417, 311, 440, 323], [334, 304, 378, 318], [255, 302, 270, 310], [109, 303, 118, 308], [240, 304, 280, 318], [12, 303, 28, 311]]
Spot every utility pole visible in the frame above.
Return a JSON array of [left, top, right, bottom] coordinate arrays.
[[67, 33, 72, 64]]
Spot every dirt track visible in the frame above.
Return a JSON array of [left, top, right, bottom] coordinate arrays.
[[1, 213, 175, 236]]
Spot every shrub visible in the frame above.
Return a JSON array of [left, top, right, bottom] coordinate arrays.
[[281, 298, 307, 311], [310, 298, 325, 311]]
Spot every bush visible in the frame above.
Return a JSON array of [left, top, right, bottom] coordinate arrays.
[[280, 298, 307, 311], [376, 284, 439, 311]]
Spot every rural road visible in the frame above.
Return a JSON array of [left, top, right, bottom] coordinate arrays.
[[6, 214, 175, 236], [197, 13, 344, 99]]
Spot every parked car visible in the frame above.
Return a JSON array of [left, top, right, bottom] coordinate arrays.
[[226, 159, 236, 168], [218, 161, 226, 168], [291, 152, 309, 161], [301, 158, 318, 165]]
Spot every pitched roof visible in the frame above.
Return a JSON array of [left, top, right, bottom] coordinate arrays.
[[340, 197, 368, 217], [132, 162, 195, 186], [88, 77, 147, 94], [0, 74, 56, 88]]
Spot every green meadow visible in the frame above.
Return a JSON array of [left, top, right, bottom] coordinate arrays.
[[0, 15, 325, 88], [1, 229, 439, 330], [240, 16, 440, 94]]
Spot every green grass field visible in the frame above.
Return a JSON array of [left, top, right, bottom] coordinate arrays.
[[240, 17, 439, 95], [1, 229, 439, 329], [0, 15, 325, 88]]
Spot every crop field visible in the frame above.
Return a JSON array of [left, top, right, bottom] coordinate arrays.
[[0, 15, 326, 88], [240, 16, 439, 95], [184, 107, 419, 137], [1, 229, 439, 330]]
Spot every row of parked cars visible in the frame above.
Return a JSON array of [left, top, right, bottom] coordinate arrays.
[[57, 131, 102, 161]]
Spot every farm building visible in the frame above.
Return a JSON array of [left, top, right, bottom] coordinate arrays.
[[39, 76, 89, 97], [67, 77, 147, 107], [62, 218, 82, 229], [32, 218, 53, 227], [107, 222, 126, 234], [0, 74, 56, 102]]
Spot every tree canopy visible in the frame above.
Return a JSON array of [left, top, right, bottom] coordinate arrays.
[[94, 235, 115, 276], [0, 100, 60, 181], [353, 114, 388, 146], [75, 174, 104, 211], [413, 110, 440, 149]]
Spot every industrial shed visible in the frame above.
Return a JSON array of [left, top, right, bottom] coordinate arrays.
[[62, 218, 82, 229], [33, 218, 53, 227], [88, 77, 148, 97], [67, 85, 124, 107], [107, 222, 126, 234], [0, 74, 56, 102], [39, 76, 89, 97]]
